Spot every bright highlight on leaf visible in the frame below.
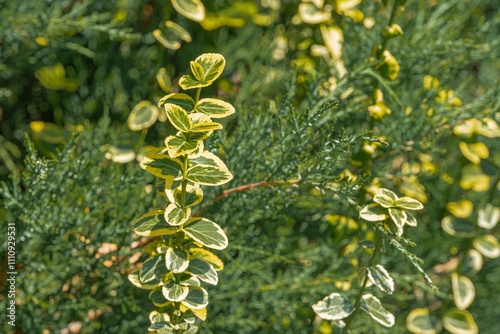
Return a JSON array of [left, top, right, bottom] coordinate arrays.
[[451, 273, 475, 310], [406, 308, 442, 334], [171, 0, 205, 22], [443, 309, 478, 334], [128, 101, 159, 131], [312, 293, 354, 321], [360, 294, 395, 327]]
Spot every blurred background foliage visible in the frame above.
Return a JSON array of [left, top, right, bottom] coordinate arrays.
[[1, 0, 499, 333]]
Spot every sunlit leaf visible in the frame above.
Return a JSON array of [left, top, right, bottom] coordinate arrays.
[[163, 281, 189, 302], [451, 273, 475, 310], [298, 3, 331, 24], [181, 286, 209, 309], [165, 135, 202, 158], [446, 200, 474, 219], [184, 218, 228, 250], [406, 308, 442, 334], [187, 151, 233, 186], [472, 234, 500, 258], [164, 203, 190, 226], [140, 255, 165, 283], [395, 197, 424, 211], [179, 53, 225, 89], [166, 247, 190, 273], [189, 248, 224, 271], [156, 68, 172, 94], [478, 204, 500, 229], [128, 272, 157, 290], [459, 141, 489, 164], [133, 210, 178, 236], [172, 184, 204, 208], [388, 208, 407, 235], [158, 93, 195, 111], [461, 249, 483, 276], [149, 287, 171, 307], [171, 0, 205, 22], [367, 265, 394, 294], [359, 204, 389, 222], [185, 258, 218, 285], [443, 309, 478, 334], [360, 294, 395, 327], [441, 216, 476, 238], [127, 100, 159, 131], [312, 293, 354, 321], [165, 104, 192, 132], [140, 148, 184, 181], [195, 98, 235, 118]]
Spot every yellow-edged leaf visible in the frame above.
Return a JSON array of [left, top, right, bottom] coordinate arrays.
[[196, 98, 235, 118]]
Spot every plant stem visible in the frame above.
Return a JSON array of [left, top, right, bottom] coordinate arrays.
[[194, 88, 201, 105], [342, 233, 384, 334]]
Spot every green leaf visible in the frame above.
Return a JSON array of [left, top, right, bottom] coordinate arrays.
[[164, 203, 191, 226], [374, 193, 395, 208], [190, 61, 205, 82], [196, 98, 235, 118], [158, 93, 195, 111], [452, 273, 475, 310], [149, 310, 171, 324], [165, 135, 202, 158], [367, 265, 394, 294], [360, 204, 389, 222], [406, 308, 442, 334], [163, 281, 189, 302], [173, 184, 204, 208], [472, 234, 500, 258], [184, 218, 228, 250], [140, 255, 165, 283], [191, 120, 223, 132], [139, 148, 183, 180], [389, 207, 407, 236], [478, 204, 500, 229], [186, 258, 218, 285], [156, 68, 172, 94], [378, 188, 398, 201], [189, 248, 224, 271], [181, 286, 209, 310], [298, 3, 331, 24], [441, 216, 476, 238], [128, 272, 157, 290], [461, 249, 483, 276], [187, 151, 233, 186], [395, 197, 424, 210], [148, 322, 174, 334], [165, 104, 192, 132], [127, 100, 159, 131], [166, 247, 190, 273], [149, 287, 171, 307], [171, 0, 205, 22], [443, 309, 478, 334], [179, 54, 225, 89], [133, 210, 179, 236], [360, 294, 395, 327], [406, 212, 418, 227], [312, 292, 354, 321]]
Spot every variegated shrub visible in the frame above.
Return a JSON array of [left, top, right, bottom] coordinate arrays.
[[128, 53, 234, 334]]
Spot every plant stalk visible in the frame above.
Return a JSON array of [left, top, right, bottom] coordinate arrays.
[[342, 232, 384, 334]]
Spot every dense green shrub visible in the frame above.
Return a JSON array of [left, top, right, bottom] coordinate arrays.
[[1, 0, 499, 333]]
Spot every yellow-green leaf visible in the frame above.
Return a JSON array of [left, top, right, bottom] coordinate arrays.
[[133, 210, 179, 237], [452, 273, 475, 310], [184, 218, 228, 250], [140, 255, 166, 283], [187, 151, 233, 186], [473, 234, 500, 258], [164, 104, 192, 132], [185, 258, 218, 285], [298, 3, 331, 24], [459, 141, 489, 164], [312, 293, 354, 321], [443, 309, 478, 334], [165, 247, 190, 273], [360, 294, 395, 327], [406, 308, 442, 334], [165, 135, 202, 158], [127, 100, 159, 131], [378, 50, 400, 81], [156, 68, 172, 93], [149, 287, 171, 307], [179, 53, 225, 89], [35, 63, 78, 91], [460, 164, 490, 192], [164, 203, 191, 226], [196, 98, 235, 118], [446, 200, 474, 219], [189, 248, 224, 271], [158, 93, 195, 111], [139, 148, 184, 180], [359, 203, 389, 222], [389, 208, 407, 236], [441, 216, 476, 238], [163, 281, 189, 302], [478, 204, 500, 229], [367, 265, 394, 294], [128, 272, 157, 290], [171, 0, 205, 22], [152, 29, 180, 49], [172, 184, 204, 208], [181, 286, 208, 310], [396, 197, 424, 210]]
